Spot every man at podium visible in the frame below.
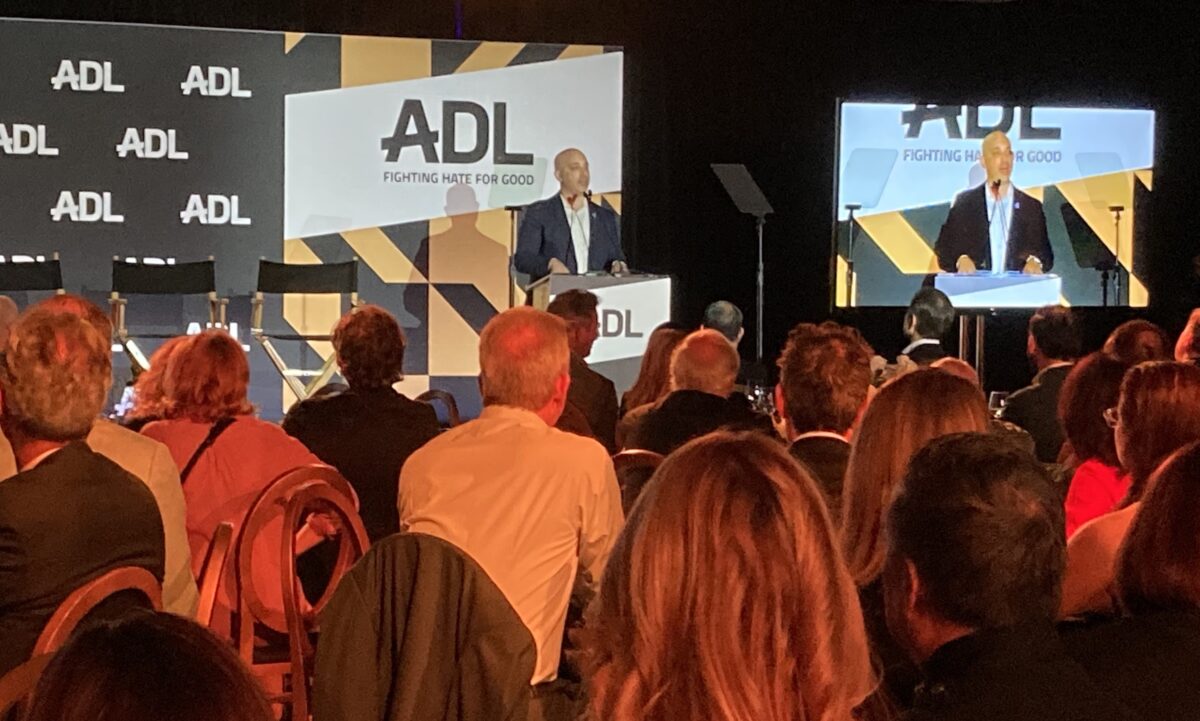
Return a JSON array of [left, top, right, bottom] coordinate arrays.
[[514, 148, 627, 279], [935, 131, 1053, 275]]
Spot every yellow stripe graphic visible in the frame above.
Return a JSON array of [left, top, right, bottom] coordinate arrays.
[[854, 212, 938, 274], [340, 227, 428, 284], [341, 36, 431, 88], [455, 42, 524, 73]]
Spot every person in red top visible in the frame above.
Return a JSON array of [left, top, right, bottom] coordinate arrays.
[[141, 330, 325, 632], [1057, 352, 1132, 537]]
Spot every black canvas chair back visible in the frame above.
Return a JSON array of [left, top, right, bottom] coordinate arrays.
[[109, 258, 228, 373], [0, 255, 64, 293], [251, 259, 360, 402]]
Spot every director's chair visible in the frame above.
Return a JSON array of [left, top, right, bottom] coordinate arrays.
[[109, 257, 228, 373], [0, 252, 65, 295], [250, 259, 360, 401]]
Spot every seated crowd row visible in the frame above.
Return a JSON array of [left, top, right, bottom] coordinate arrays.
[[0, 289, 1199, 721]]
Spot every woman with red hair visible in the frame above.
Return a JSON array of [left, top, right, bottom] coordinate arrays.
[[141, 330, 325, 631]]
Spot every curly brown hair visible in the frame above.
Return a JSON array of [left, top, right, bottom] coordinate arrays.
[[777, 321, 873, 435], [332, 305, 406, 390]]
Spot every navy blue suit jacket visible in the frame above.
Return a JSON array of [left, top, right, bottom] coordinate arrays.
[[934, 184, 1053, 273], [513, 195, 624, 278]]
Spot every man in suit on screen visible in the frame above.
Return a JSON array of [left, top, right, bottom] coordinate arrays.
[[514, 148, 626, 279], [935, 131, 1054, 275]]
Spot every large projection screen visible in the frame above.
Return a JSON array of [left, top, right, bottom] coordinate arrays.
[[833, 102, 1154, 309]]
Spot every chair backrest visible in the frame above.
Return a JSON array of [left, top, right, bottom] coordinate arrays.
[[613, 450, 665, 514], [111, 259, 216, 295], [196, 522, 235, 628], [33, 567, 162, 655], [0, 258, 63, 293], [416, 389, 461, 427], [256, 260, 357, 295], [278, 481, 371, 721], [0, 654, 53, 717], [235, 464, 365, 636], [612, 449, 665, 474]]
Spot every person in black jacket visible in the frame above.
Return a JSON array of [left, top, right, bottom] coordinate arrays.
[[934, 131, 1053, 275], [884, 433, 1137, 721], [283, 305, 440, 542], [546, 290, 620, 453], [1000, 305, 1081, 463], [900, 289, 954, 366], [627, 329, 772, 455], [774, 321, 873, 516], [0, 309, 164, 676], [1061, 440, 1200, 721]]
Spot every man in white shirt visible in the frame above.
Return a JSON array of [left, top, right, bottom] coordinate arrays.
[[398, 307, 623, 684]]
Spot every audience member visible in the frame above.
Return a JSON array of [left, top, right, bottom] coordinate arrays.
[[931, 357, 1037, 455], [122, 336, 189, 432], [626, 329, 772, 455], [774, 321, 872, 514], [0, 296, 196, 615], [700, 300, 744, 346], [26, 612, 273, 721], [619, 323, 686, 416], [283, 305, 440, 542], [1103, 319, 1171, 364], [0, 309, 164, 676], [546, 289, 619, 452], [900, 288, 954, 365], [585, 431, 873, 721], [1061, 361, 1200, 616], [886, 433, 1137, 721], [616, 325, 686, 448], [839, 369, 989, 709], [999, 305, 1082, 463], [1174, 308, 1200, 363], [399, 307, 623, 685], [141, 330, 324, 631], [0, 295, 17, 354], [1058, 353, 1132, 537], [1061, 441, 1200, 721]]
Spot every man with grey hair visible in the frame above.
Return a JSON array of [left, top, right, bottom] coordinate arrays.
[[0, 308, 164, 677], [399, 307, 623, 686], [627, 328, 772, 454], [0, 294, 198, 615], [701, 300, 744, 346]]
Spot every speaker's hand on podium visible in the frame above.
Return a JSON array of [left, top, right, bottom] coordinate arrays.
[[610, 260, 629, 274], [956, 255, 977, 274], [1022, 256, 1044, 275], [548, 258, 570, 275]]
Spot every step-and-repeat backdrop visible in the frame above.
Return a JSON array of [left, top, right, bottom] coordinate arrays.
[[0, 18, 624, 418]]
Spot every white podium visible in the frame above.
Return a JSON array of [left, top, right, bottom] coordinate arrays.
[[528, 272, 672, 396], [934, 272, 1062, 309]]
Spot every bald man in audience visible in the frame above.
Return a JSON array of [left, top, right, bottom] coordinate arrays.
[[0, 295, 197, 616], [627, 328, 773, 455], [399, 307, 623, 686], [513, 148, 626, 278]]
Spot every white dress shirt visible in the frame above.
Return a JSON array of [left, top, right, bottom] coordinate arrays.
[[560, 195, 591, 271], [398, 405, 623, 683], [984, 182, 1015, 273]]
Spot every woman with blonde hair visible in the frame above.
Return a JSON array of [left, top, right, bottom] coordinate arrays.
[[585, 431, 874, 721], [616, 325, 687, 448], [838, 369, 989, 711], [123, 335, 189, 431]]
